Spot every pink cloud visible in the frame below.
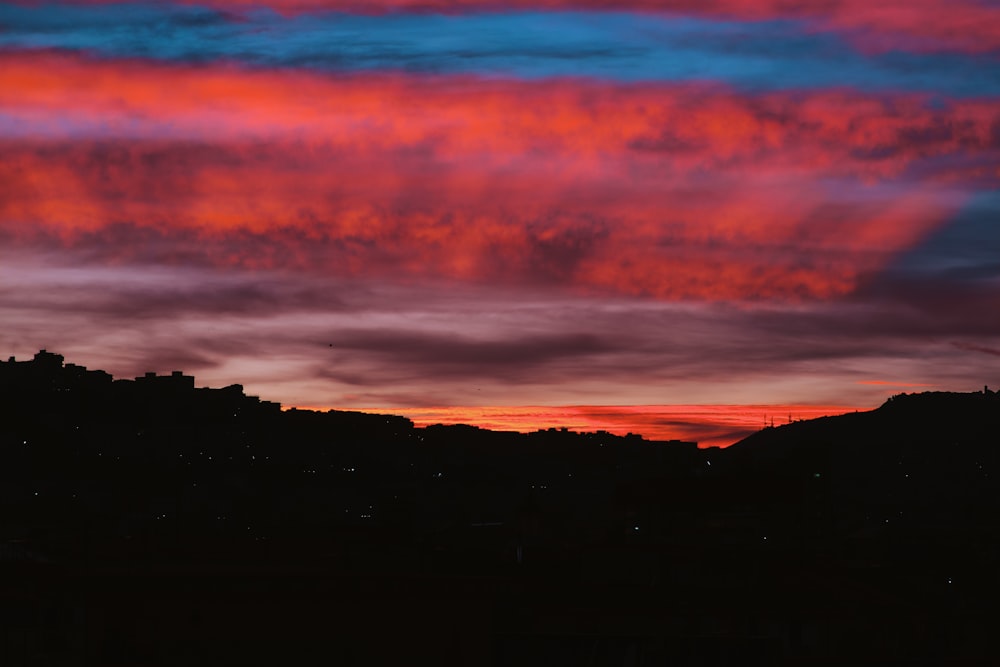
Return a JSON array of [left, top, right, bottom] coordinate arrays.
[[3, 54, 996, 301]]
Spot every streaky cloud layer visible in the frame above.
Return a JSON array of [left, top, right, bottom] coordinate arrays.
[[3, 255, 994, 446], [14, 0, 1000, 53], [2, 5, 998, 95], [3, 53, 997, 300]]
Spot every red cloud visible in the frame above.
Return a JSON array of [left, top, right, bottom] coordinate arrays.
[[2, 54, 997, 300]]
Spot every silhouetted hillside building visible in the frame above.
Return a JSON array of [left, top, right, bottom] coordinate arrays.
[[136, 369, 195, 391]]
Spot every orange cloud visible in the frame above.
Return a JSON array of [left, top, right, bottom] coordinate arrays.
[[2, 54, 997, 300]]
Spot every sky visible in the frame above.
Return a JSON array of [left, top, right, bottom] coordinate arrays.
[[1, 1, 999, 447]]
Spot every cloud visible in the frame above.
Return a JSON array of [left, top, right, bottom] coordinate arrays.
[[2, 6, 998, 95], [321, 330, 615, 374], [953, 342, 1000, 358], [0, 146, 961, 300], [11, 0, 1000, 53], [130, 348, 222, 374], [3, 250, 997, 423], [0, 256, 371, 326], [2, 54, 998, 301]]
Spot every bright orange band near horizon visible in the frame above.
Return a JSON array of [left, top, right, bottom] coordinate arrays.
[[291, 404, 868, 448]]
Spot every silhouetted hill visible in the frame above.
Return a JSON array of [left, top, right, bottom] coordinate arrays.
[[1, 351, 997, 666], [733, 390, 1000, 455], [727, 391, 999, 516]]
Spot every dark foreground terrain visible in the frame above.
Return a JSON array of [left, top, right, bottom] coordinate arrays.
[[1, 351, 998, 665]]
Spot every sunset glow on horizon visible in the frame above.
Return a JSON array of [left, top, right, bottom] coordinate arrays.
[[2, 1, 998, 446], [290, 404, 865, 448]]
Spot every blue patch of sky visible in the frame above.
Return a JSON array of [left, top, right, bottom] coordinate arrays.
[[1, 4, 999, 96], [887, 192, 1000, 283]]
